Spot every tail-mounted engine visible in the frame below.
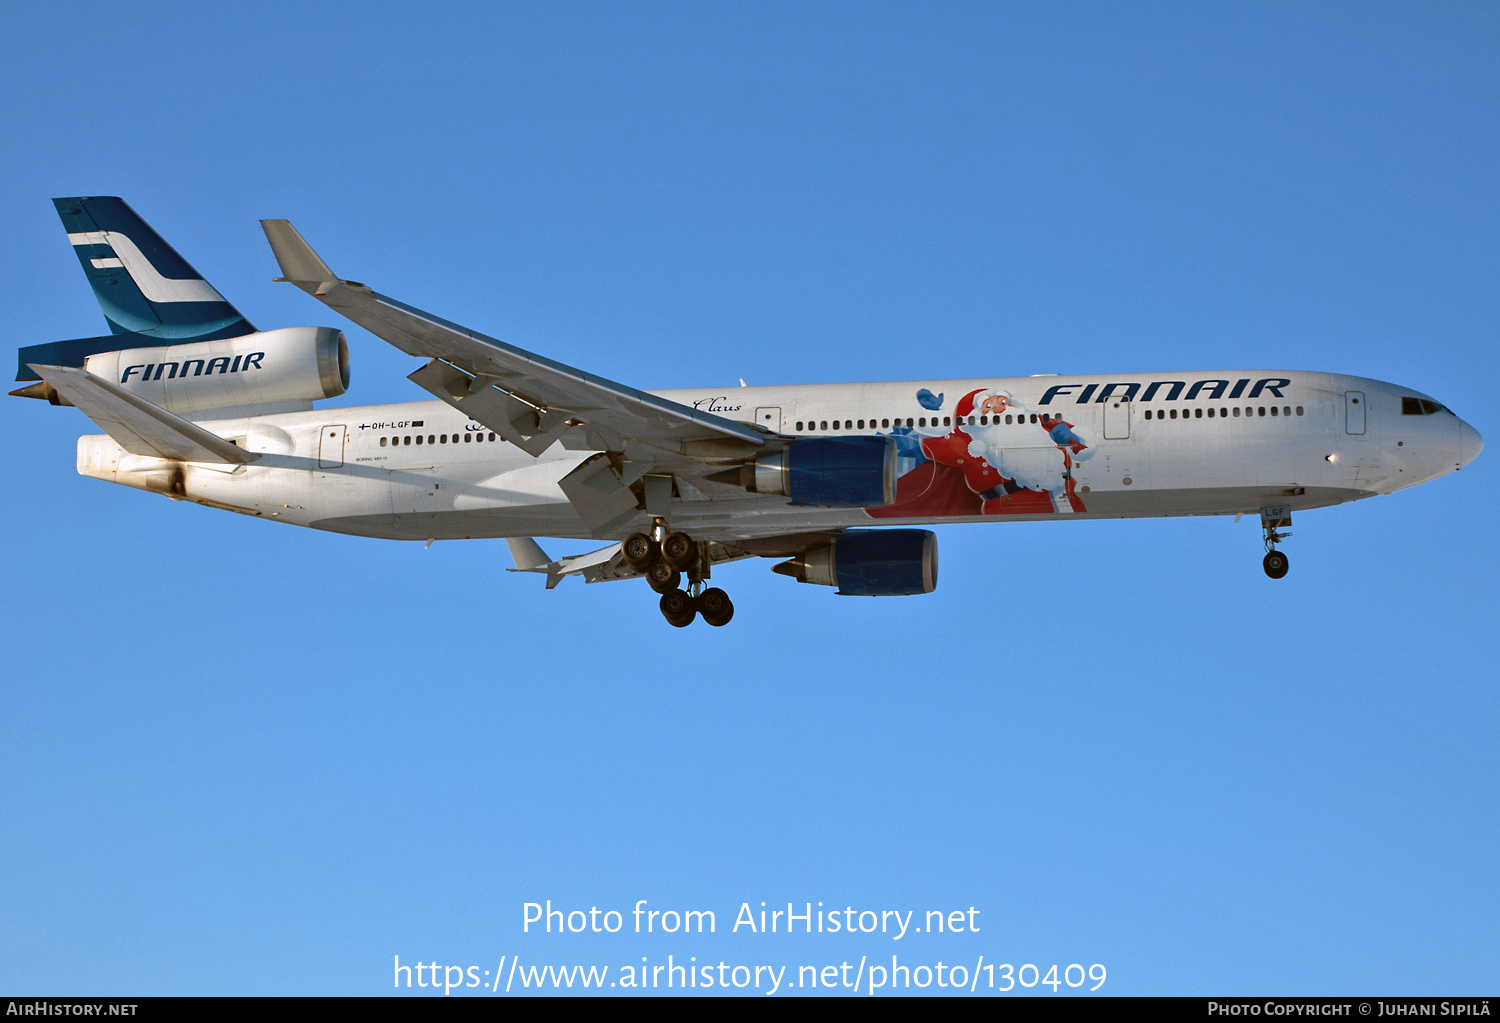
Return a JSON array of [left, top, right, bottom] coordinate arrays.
[[14, 326, 348, 415]]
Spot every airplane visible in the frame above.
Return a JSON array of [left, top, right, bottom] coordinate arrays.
[[13, 197, 1483, 627]]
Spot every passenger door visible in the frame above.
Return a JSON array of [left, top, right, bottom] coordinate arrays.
[[1103, 398, 1131, 440], [1345, 391, 1366, 435], [318, 424, 346, 467]]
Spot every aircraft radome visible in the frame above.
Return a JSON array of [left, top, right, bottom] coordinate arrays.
[[14, 197, 1483, 626]]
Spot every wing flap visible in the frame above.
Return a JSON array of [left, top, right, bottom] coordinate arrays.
[[407, 358, 573, 457]]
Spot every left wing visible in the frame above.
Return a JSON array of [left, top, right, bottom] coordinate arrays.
[[260, 219, 768, 465]]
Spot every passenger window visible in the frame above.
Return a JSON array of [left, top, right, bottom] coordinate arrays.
[[1296, 406, 1304, 416], [463, 433, 471, 442], [415, 435, 423, 444], [944, 417, 951, 426], [1169, 409, 1177, 419], [1283, 407, 1290, 417], [906, 418, 914, 428], [1257, 407, 1265, 417], [488, 433, 496, 442], [440, 434, 447, 443], [820, 421, 828, 431], [919, 418, 926, 428], [881, 419, 890, 429], [380, 437, 388, 447], [857, 419, 865, 429], [1207, 408, 1215, 418]]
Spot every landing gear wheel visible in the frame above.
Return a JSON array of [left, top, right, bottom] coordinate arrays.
[[661, 531, 695, 570], [645, 562, 682, 594], [1263, 550, 1289, 579], [659, 588, 697, 627], [698, 587, 734, 627], [623, 532, 656, 570]]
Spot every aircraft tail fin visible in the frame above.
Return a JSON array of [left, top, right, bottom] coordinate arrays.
[[53, 197, 255, 342]]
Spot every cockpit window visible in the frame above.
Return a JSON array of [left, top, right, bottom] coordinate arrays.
[[1402, 397, 1449, 416]]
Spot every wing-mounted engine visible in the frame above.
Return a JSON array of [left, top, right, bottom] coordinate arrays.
[[717, 436, 897, 506], [773, 529, 938, 595], [15, 326, 348, 416]]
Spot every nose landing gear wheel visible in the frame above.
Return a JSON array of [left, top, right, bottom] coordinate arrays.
[[659, 588, 697, 627], [698, 587, 734, 627], [1263, 550, 1289, 579]]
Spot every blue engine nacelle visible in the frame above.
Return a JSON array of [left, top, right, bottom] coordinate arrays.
[[747, 436, 896, 506], [772, 529, 938, 596]]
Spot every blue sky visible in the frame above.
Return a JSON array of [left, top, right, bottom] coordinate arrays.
[[1, 1, 1497, 996]]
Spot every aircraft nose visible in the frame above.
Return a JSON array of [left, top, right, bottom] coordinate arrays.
[[1459, 420, 1483, 467]]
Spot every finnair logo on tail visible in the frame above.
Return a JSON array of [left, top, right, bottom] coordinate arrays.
[[67, 230, 226, 305]]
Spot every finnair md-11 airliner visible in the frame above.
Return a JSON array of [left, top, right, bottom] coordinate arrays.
[[14, 198, 1482, 626]]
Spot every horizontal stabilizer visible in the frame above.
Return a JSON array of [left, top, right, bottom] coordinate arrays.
[[27, 364, 257, 464]]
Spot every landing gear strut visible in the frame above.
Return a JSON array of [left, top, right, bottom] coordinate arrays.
[[627, 522, 735, 627], [1260, 506, 1291, 579]]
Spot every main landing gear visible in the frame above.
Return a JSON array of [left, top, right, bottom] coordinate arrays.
[[1260, 507, 1291, 580], [623, 523, 735, 627]]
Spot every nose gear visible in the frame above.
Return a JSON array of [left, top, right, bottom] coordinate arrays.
[[1260, 506, 1292, 579]]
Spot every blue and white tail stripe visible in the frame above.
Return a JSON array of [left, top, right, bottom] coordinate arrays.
[[65, 230, 227, 305], [53, 197, 253, 340]]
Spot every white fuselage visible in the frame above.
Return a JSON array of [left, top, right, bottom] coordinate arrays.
[[74, 369, 1481, 543]]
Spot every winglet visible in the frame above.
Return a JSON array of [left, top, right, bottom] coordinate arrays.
[[260, 220, 342, 296], [506, 537, 553, 571]]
